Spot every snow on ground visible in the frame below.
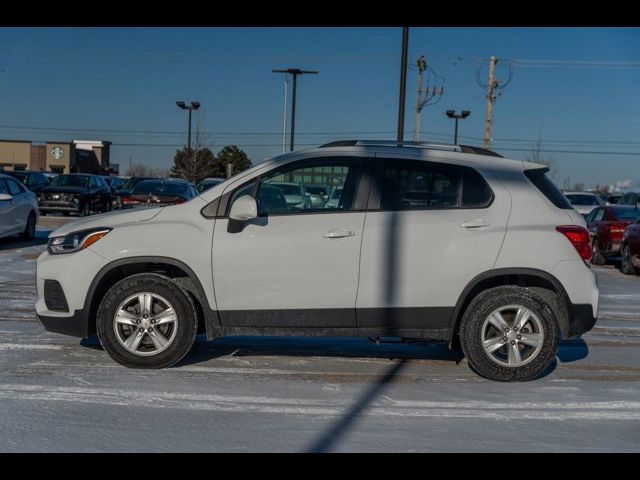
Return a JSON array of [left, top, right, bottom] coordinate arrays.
[[0, 225, 639, 451]]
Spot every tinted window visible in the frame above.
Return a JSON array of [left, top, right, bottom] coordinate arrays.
[[381, 160, 460, 210], [593, 208, 605, 222], [461, 167, 493, 207], [8, 171, 29, 185], [0, 179, 8, 195], [565, 194, 601, 206], [6, 178, 23, 195], [50, 175, 89, 188], [524, 168, 572, 209], [612, 207, 640, 221], [133, 181, 189, 197]]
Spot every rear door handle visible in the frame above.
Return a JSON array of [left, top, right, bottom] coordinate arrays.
[[322, 229, 356, 238], [460, 219, 490, 228]]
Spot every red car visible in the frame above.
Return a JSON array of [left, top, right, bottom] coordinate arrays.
[[622, 217, 640, 275], [586, 205, 640, 265]]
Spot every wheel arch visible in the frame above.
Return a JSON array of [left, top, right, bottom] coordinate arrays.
[[84, 256, 220, 339], [449, 268, 571, 344]]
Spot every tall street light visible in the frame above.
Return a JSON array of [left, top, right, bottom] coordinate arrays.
[[446, 110, 471, 144], [273, 68, 318, 151], [176, 101, 201, 150]]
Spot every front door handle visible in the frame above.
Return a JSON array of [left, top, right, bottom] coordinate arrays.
[[322, 229, 356, 238], [460, 219, 490, 229]]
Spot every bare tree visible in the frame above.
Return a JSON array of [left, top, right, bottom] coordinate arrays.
[[126, 163, 171, 178], [526, 127, 556, 180]]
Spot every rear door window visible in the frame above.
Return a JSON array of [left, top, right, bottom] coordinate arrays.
[[524, 168, 572, 209]]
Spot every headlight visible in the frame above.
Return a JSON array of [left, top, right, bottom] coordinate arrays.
[[47, 227, 111, 255]]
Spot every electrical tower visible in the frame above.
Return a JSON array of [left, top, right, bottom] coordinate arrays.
[[412, 55, 444, 141], [476, 56, 513, 149]]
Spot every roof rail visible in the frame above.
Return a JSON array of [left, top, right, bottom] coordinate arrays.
[[319, 139, 503, 157]]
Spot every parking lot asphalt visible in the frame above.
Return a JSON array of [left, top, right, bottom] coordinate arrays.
[[0, 218, 639, 452]]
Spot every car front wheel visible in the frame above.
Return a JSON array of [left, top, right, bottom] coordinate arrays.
[[460, 286, 560, 382], [96, 273, 198, 368], [621, 244, 639, 275]]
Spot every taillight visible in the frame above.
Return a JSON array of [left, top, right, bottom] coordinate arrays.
[[556, 226, 592, 262], [122, 196, 135, 204], [608, 223, 628, 234], [174, 198, 186, 204]]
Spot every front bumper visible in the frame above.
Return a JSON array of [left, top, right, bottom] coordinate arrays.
[[36, 248, 109, 338], [37, 310, 90, 338], [38, 201, 81, 213]]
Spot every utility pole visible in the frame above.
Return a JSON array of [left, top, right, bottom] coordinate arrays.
[[413, 56, 426, 142], [397, 27, 409, 143], [412, 55, 444, 141], [273, 68, 318, 151], [483, 56, 497, 149], [281, 75, 288, 154]]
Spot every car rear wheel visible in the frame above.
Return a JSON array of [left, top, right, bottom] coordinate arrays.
[[19, 211, 36, 241], [621, 244, 639, 275], [460, 286, 560, 382], [591, 238, 606, 265], [96, 273, 198, 368]]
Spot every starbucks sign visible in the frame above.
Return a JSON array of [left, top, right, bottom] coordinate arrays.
[[51, 146, 64, 160]]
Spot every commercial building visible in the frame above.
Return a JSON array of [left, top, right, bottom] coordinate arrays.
[[0, 139, 111, 174]]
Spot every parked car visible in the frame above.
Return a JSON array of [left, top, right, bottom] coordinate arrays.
[[269, 181, 311, 209], [304, 184, 328, 208], [619, 191, 640, 208], [622, 218, 640, 275], [122, 179, 197, 207], [5, 170, 50, 194], [585, 205, 640, 265], [112, 176, 158, 209], [36, 140, 598, 382], [564, 192, 603, 217], [0, 173, 38, 241], [603, 194, 621, 206], [196, 177, 226, 194], [103, 176, 125, 192], [38, 173, 112, 216]]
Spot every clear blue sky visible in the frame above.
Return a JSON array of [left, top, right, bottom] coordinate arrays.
[[1, 27, 639, 189]]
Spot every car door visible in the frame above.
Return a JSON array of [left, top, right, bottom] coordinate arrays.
[[4, 177, 30, 233], [355, 154, 510, 334], [211, 156, 368, 328], [0, 179, 16, 236]]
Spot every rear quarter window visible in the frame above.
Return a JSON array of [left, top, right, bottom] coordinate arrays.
[[524, 168, 572, 209]]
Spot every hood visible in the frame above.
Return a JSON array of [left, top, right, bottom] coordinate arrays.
[[49, 206, 163, 238], [41, 185, 89, 195]]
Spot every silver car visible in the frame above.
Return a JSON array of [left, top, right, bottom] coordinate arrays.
[[0, 173, 39, 241]]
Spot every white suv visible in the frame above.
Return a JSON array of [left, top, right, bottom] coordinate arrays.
[[35, 141, 599, 381]]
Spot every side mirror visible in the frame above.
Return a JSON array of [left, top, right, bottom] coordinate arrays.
[[229, 195, 258, 221], [0, 193, 12, 201]]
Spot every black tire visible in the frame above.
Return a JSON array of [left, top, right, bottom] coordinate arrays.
[[80, 201, 90, 217], [459, 286, 560, 382], [19, 211, 36, 241], [96, 273, 198, 368], [591, 238, 606, 266], [621, 244, 639, 275]]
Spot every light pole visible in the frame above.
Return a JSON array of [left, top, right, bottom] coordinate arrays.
[[446, 110, 470, 144], [397, 27, 409, 142], [273, 68, 318, 151], [176, 101, 201, 150]]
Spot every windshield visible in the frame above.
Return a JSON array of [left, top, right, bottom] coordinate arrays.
[[8, 172, 29, 184], [612, 207, 640, 221], [50, 175, 89, 187], [133, 181, 189, 196], [565, 194, 601, 206]]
